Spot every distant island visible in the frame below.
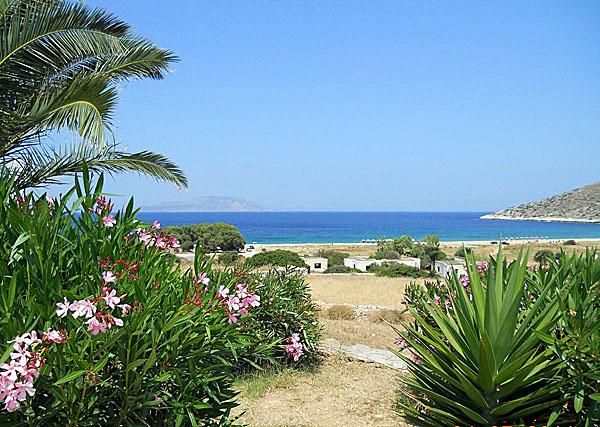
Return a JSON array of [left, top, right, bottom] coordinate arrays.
[[480, 182, 600, 223], [142, 196, 268, 212]]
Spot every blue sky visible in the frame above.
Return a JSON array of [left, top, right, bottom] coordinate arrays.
[[74, 1, 600, 211]]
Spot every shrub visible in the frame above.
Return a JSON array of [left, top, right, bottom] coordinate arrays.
[[239, 270, 323, 364], [373, 249, 401, 260], [219, 251, 242, 265], [394, 248, 575, 426], [165, 223, 246, 252], [320, 305, 356, 321], [181, 240, 194, 252], [564, 239, 577, 245], [245, 250, 309, 270], [0, 170, 262, 424], [529, 250, 600, 424], [454, 247, 472, 258], [534, 249, 555, 263], [368, 309, 405, 324], [322, 265, 362, 274], [316, 249, 349, 266], [370, 262, 436, 278]]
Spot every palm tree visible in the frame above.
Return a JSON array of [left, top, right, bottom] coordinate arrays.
[[0, 0, 188, 189]]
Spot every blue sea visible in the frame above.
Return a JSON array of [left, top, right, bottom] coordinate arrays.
[[136, 212, 600, 244]]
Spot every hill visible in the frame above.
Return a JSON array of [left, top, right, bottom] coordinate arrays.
[[480, 182, 600, 223], [142, 196, 267, 212]]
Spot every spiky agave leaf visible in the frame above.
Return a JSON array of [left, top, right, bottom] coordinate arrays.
[[394, 248, 573, 425]]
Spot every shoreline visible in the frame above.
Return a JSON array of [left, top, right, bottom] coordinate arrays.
[[253, 237, 600, 248], [479, 214, 600, 224]]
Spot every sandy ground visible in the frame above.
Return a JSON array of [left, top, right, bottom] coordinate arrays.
[[233, 354, 406, 427]]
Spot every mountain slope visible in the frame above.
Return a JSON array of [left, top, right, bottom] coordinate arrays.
[[480, 182, 600, 223], [142, 196, 267, 212]]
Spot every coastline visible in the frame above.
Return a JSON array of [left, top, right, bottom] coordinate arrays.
[[479, 214, 600, 224], [254, 237, 600, 249]]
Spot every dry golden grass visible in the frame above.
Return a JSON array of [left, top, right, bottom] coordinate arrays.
[[308, 275, 419, 308], [368, 308, 406, 325], [321, 305, 356, 321], [319, 318, 400, 350], [232, 354, 408, 427], [439, 241, 600, 263]]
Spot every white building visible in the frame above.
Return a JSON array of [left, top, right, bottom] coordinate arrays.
[[433, 260, 467, 278], [343, 255, 421, 272], [301, 256, 328, 273]]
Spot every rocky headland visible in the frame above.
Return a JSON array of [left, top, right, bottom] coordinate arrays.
[[480, 182, 600, 223]]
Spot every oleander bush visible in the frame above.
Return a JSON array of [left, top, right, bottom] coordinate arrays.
[[0, 169, 271, 425], [395, 248, 600, 426], [239, 270, 323, 364]]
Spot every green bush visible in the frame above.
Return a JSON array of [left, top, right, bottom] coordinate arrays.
[[373, 249, 401, 259], [394, 248, 587, 426], [322, 265, 362, 274], [218, 251, 242, 265], [370, 262, 436, 278], [245, 250, 309, 270], [315, 249, 349, 266], [239, 270, 323, 364], [454, 247, 472, 258], [165, 223, 245, 252], [529, 250, 600, 424], [534, 249, 555, 263], [0, 170, 264, 424], [181, 240, 194, 252]]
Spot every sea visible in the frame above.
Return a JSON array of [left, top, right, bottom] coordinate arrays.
[[136, 211, 600, 244]]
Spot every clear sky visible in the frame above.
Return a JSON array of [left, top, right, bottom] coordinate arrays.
[[73, 1, 600, 211]]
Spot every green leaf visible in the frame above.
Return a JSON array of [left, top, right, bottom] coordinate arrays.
[[54, 369, 86, 385]]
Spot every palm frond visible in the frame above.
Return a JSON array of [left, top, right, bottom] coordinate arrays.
[[6, 141, 188, 190]]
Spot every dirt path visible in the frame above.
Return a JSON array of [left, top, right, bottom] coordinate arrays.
[[232, 354, 408, 426]]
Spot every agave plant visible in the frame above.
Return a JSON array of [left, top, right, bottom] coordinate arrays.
[[0, 0, 187, 189], [395, 248, 571, 426]]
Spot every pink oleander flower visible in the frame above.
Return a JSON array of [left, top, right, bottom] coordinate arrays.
[[408, 352, 420, 364], [227, 295, 240, 311], [45, 195, 55, 208], [226, 310, 238, 324], [395, 336, 408, 347], [218, 285, 230, 299], [434, 295, 442, 306], [171, 238, 180, 248], [152, 220, 161, 229], [71, 300, 96, 319], [102, 271, 116, 283], [244, 294, 261, 308], [85, 317, 107, 335], [102, 215, 116, 227], [138, 230, 152, 243], [12, 380, 35, 402], [56, 297, 71, 318], [236, 283, 248, 299], [42, 329, 67, 344], [197, 272, 210, 286], [117, 304, 132, 315], [285, 333, 304, 361], [103, 289, 122, 309]]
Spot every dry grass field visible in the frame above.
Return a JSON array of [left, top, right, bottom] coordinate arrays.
[[307, 274, 419, 308], [232, 354, 407, 427]]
